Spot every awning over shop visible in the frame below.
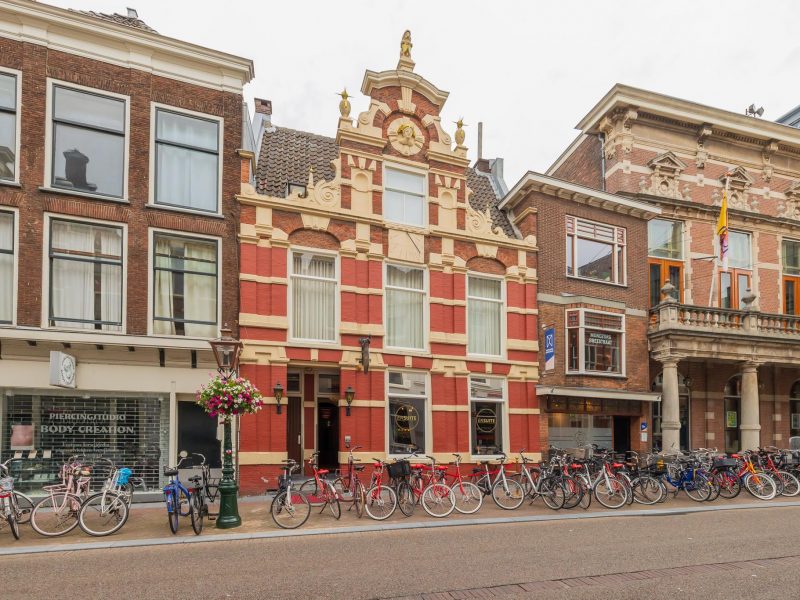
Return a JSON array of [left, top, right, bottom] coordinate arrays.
[[536, 386, 661, 403]]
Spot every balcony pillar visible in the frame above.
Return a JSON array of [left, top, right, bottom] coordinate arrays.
[[740, 362, 761, 450], [660, 358, 681, 452]]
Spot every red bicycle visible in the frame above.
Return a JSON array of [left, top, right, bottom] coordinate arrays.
[[300, 451, 341, 520], [441, 454, 483, 514], [333, 445, 368, 517], [364, 458, 397, 520]]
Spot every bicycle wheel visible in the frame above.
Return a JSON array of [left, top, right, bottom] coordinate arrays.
[[491, 477, 524, 510], [165, 489, 180, 534], [396, 481, 415, 517], [450, 481, 483, 514], [11, 491, 33, 524], [271, 490, 311, 529], [777, 471, 800, 497], [744, 472, 777, 500], [631, 476, 665, 505], [30, 493, 81, 537], [79, 492, 130, 537], [332, 477, 350, 501], [714, 470, 742, 499], [8, 513, 19, 540], [326, 482, 341, 520], [364, 484, 397, 521], [421, 483, 455, 518], [190, 490, 204, 535], [559, 476, 581, 510], [684, 474, 712, 502], [594, 477, 628, 509], [299, 478, 320, 497], [353, 481, 366, 518], [540, 477, 566, 510]]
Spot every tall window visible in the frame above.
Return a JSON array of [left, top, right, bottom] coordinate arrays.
[[0, 211, 13, 323], [566, 216, 626, 285], [291, 251, 336, 342], [567, 309, 623, 374], [153, 233, 218, 338], [467, 275, 503, 356], [388, 371, 427, 454], [783, 239, 800, 315], [470, 377, 505, 456], [49, 219, 123, 331], [385, 264, 425, 349], [720, 231, 751, 309], [0, 72, 17, 181], [384, 167, 425, 227], [51, 85, 126, 198], [648, 219, 683, 306], [154, 109, 220, 213]]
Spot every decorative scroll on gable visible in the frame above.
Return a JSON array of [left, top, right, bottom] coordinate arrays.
[[466, 203, 508, 239], [779, 180, 800, 219], [285, 160, 343, 210], [644, 151, 688, 200]]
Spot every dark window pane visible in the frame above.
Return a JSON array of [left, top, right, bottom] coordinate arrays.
[[389, 396, 425, 454], [786, 280, 796, 315], [52, 123, 124, 197], [566, 235, 573, 276], [584, 329, 620, 373], [568, 328, 579, 371], [668, 265, 681, 299], [576, 237, 613, 281], [650, 263, 662, 307], [471, 401, 502, 455], [54, 87, 124, 132], [737, 274, 750, 307], [720, 273, 732, 308]]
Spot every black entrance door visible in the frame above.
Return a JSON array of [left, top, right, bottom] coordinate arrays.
[[613, 416, 631, 453], [317, 400, 339, 469], [178, 402, 221, 468], [286, 397, 302, 465]]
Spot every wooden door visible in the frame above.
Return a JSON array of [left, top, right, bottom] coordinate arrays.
[[286, 397, 302, 464]]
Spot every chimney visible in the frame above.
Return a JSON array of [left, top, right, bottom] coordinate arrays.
[[126, 7, 138, 19], [474, 121, 491, 173], [477, 122, 483, 160], [254, 98, 272, 116]]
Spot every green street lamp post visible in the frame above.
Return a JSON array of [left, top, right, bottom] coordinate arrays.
[[209, 324, 243, 529]]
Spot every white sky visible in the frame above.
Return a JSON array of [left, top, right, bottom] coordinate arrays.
[[48, 0, 800, 186]]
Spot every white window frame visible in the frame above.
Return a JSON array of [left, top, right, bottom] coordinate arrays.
[[382, 162, 428, 229], [383, 261, 428, 353], [647, 218, 684, 260], [41, 213, 128, 334], [0, 67, 22, 186], [466, 272, 506, 359], [386, 369, 431, 458], [565, 308, 626, 377], [147, 227, 223, 339], [288, 246, 340, 345], [566, 215, 627, 286], [728, 230, 752, 271], [148, 102, 224, 216], [468, 375, 509, 460], [0, 206, 19, 325], [43, 79, 131, 202]]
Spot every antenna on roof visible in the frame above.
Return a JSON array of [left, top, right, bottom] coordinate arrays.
[[127, 8, 139, 19], [745, 104, 764, 118], [477, 122, 483, 160]]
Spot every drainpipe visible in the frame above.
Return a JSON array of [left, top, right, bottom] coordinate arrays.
[[599, 133, 606, 191]]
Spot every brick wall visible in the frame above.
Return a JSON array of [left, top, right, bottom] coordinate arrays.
[[551, 135, 603, 189]]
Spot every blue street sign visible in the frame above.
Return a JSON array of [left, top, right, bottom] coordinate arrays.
[[544, 327, 555, 371]]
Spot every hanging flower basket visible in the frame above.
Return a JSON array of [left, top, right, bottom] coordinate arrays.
[[196, 375, 264, 420]]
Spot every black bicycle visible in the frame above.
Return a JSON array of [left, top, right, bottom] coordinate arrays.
[[186, 453, 219, 535]]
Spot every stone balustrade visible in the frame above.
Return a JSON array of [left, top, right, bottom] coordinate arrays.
[[650, 302, 800, 339]]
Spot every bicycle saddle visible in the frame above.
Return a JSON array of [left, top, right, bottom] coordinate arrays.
[[355, 465, 366, 471], [163, 468, 179, 477], [188, 475, 202, 483], [317, 469, 329, 475]]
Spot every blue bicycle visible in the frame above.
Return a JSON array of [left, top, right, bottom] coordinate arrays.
[[660, 456, 712, 502], [163, 451, 196, 535]]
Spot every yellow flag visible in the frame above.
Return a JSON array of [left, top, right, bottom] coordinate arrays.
[[717, 189, 729, 272]]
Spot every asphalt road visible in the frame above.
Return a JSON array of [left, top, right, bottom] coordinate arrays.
[[4, 505, 800, 599]]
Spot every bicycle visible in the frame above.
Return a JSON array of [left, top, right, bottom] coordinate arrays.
[[333, 445, 367, 518], [0, 458, 34, 524], [660, 455, 713, 502], [441, 454, 483, 514], [77, 459, 131, 537], [30, 456, 93, 537], [471, 451, 525, 510], [270, 459, 311, 529], [162, 451, 196, 535], [406, 455, 455, 518], [759, 447, 800, 497], [571, 454, 630, 509], [513, 449, 566, 510], [187, 453, 220, 535], [0, 472, 20, 539], [735, 450, 777, 500], [364, 458, 398, 520], [302, 451, 341, 520]]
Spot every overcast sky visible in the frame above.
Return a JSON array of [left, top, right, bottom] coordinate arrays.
[[49, 0, 800, 185]]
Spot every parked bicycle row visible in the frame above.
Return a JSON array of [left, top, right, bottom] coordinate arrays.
[[265, 444, 800, 528]]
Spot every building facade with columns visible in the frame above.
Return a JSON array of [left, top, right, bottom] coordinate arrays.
[[234, 36, 539, 493], [550, 84, 800, 452]]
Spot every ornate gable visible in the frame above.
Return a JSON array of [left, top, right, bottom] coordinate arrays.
[[715, 166, 756, 211], [643, 151, 689, 200]]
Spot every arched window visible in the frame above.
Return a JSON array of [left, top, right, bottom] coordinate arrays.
[[724, 375, 742, 453]]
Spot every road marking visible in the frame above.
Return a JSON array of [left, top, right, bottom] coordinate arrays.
[[2, 500, 800, 557]]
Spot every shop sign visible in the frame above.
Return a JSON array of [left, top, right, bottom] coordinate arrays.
[[544, 327, 555, 371], [40, 411, 135, 435], [587, 332, 613, 347], [475, 408, 497, 433], [394, 404, 419, 432], [49, 351, 77, 388], [726, 411, 738, 428]]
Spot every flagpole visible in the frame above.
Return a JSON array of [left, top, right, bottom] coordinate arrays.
[[710, 174, 731, 308]]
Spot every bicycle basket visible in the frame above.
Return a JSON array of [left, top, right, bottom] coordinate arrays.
[[712, 458, 738, 469], [117, 467, 132, 486], [0, 477, 12, 492], [387, 460, 411, 479]]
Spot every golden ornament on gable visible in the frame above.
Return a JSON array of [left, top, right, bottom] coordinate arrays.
[[338, 89, 351, 118], [454, 118, 466, 146], [387, 116, 424, 156]]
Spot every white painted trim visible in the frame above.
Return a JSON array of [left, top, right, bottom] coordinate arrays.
[[146, 226, 223, 340], [44, 78, 131, 202], [382, 162, 429, 229], [468, 374, 509, 460], [385, 368, 432, 458], [0, 206, 18, 325], [148, 102, 224, 216], [566, 215, 627, 286], [383, 260, 428, 353], [466, 272, 506, 360], [0, 326, 216, 350], [537, 385, 660, 402], [287, 245, 340, 346], [41, 212, 128, 334], [564, 307, 626, 378], [0, 66, 21, 185]]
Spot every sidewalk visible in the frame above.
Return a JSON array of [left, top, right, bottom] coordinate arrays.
[[2, 492, 799, 555]]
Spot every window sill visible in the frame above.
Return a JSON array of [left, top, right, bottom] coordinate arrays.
[[385, 346, 429, 356], [288, 338, 339, 348], [0, 179, 21, 189], [467, 353, 505, 361], [45, 325, 126, 335], [39, 186, 129, 204], [146, 203, 224, 219], [470, 454, 507, 462], [566, 275, 627, 288], [566, 371, 628, 379]]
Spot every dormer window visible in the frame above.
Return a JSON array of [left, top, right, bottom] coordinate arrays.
[[286, 182, 307, 197]]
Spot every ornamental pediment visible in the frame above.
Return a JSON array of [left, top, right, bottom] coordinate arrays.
[[647, 151, 687, 175], [644, 151, 688, 200], [720, 166, 753, 190]]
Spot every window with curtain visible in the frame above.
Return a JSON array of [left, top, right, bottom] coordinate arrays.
[[153, 233, 218, 338], [154, 109, 219, 212], [470, 377, 505, 456], [385, 264, 425, 349], [467, 275, 503, 356], [51, 85, 126, 198], [388, 371, 427, 454], [0, 72, 17, 181], [49, 219, 123, 331], [566, 309, 623, 374], [291, 251, 336, 342], [0, 211, 13, 323], [384, 166, 425, 227], [728, 231, 751, 270], [566, 216, 626, 284]]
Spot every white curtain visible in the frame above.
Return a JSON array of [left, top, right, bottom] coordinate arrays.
[[0, 212, 12, 322], [99, 227, 122, 331], [51, 221, 94, 329], [386, 266, 424, 349], [468, 277, 502, 356], [292, 253, 335, 341], [183, 239, 217, 338], [153, 237, 175, 335]]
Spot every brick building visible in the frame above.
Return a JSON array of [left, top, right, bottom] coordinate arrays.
[[234, 35, 538, 493], [500, 172, 660, 453], [0, 0, 253, 492], [550, 84, 800, 452]]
